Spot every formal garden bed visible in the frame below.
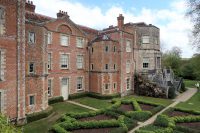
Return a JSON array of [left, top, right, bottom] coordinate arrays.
[[51, 108, 137, 133], [136, 107, 200, 133]]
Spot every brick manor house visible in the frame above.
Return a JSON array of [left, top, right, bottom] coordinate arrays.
[[0, 1, 161, 122]]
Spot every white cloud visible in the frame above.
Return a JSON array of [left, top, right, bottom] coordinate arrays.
[[32, 0, 196, 58]]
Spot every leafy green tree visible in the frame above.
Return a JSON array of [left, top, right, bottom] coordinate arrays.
[[187, 0, 200, 49], [162, 47, 182, 76], [0, 114, 21, 133]]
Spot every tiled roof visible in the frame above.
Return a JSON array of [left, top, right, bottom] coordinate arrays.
[[77, 25, 99, 35], [25, 11, 54, 23]]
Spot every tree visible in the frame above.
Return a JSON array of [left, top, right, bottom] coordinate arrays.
[[162, 47, 182, 76], [187, 0, 200, 49]]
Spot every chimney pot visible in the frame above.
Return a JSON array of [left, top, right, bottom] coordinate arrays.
[[31, 1, 33, 5], [117, 14, 124, 30]]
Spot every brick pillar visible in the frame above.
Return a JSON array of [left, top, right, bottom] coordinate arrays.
[[17, 0, 26, 124]]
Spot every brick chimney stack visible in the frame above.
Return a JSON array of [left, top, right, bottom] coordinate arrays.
[[25, 0, 35, 12], [57, 10, 69, 19], [117, 14, 124, 30]]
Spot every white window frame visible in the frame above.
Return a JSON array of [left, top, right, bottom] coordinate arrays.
[[60, 53, 69, 69], [142, 36, 150, 44], [77, 77, 83, 91], [104, 83, 110, 90], [76, 37, 84, 48], [105, 46, 109, 52], [0, 7, 5, 35], [114, 64, 116, 70], [91, 63, 94, 70], [105, 64, 109, 70], [29, 62, 35, 74], [143, 57, 149, 69], [60, 34, 69, 46], [126, 40, 131, 52], [48, 79, 53, 97], [113, 46, 116, 52], [126, 78, 131, 90], [29, 95, 35, 106], [0, 50, 5, 81], [48, 53, 52, 70], [28, 32, 36, 44], [113, 82, 117, 90], [77, 55, 84, 69], [126, 60, 131, 73], [47, 32, 52, 44]]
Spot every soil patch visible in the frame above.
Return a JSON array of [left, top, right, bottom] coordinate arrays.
[[72, 127, 117, 133], [168, 110, 196, 117], [118, 104, 134, 112], [176, 122, 200, 130], [139, 104, 155, 111], [78, 114, 114, 121]]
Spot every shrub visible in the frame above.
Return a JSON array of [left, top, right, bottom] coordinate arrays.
[[125, 111, 152, 121], [52, 124, 69, 133], [151, 105, 165, 115], [180, 81, 186, 92], [132, 100, 142, 111], [87, 92, 120, 99], [68, 92, 88, 100], [26, 106, 53, 123], [174, 107, 200, 115], [48, 96, 64, 104], [0, 114, 21, 133], [168, 86, 176, 99], [175, 125, 200, 133], [154, 115, 175, 128], [171, 115, 200, 123]]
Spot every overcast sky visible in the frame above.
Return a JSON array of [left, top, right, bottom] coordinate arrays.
[[32, 0, 197, 58]]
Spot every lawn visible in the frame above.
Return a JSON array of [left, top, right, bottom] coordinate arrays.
[[73, 97, 112, 109], [184, 79, 199, 88], [176, 91, 200, 112], [23, 102, 90, 133], [124, 95, 173, 106]]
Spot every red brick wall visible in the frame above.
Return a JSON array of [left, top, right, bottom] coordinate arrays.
[[46, 18, 89, 99]]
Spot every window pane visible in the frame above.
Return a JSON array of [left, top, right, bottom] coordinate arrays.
[[29, 32, 35, 43], [29, 63, 34, 73], [60, 54, 68, 68], [30, 96, 35, 105], [142, 36, 150, 44], [77, 37, 84, 48], [48, 79, 52, 96], [61, 35, 69, 46], [77, 55, 83, 69], [126, 40, 131, 52], [77, 77, 83, 90]]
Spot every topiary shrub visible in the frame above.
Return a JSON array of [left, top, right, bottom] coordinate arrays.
[[26, 106, 53, 123], [180, 81, 186, 92], [48, 96, 64, 104], [154, 115, 175, 128], [168, 86, 176, 99], [125, 111, 152, 121]]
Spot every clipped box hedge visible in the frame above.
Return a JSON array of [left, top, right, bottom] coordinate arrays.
[[68, 92, 120, 100], [48, 96, 64, 105], [26, 106, 53, 123]]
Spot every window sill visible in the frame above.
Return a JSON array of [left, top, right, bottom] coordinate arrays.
[[77, 89, 84, 92], [60, 68, 69, 70], [60, 45, 69, 47]]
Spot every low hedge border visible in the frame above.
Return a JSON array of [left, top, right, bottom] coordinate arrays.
[[125, 111, 152, 121], [175, 125, 200, 133], [68, 92, 120, 100], [48, 96, 64, 105], [52, 108, 137, 133], [26, 106, 53, 123]]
